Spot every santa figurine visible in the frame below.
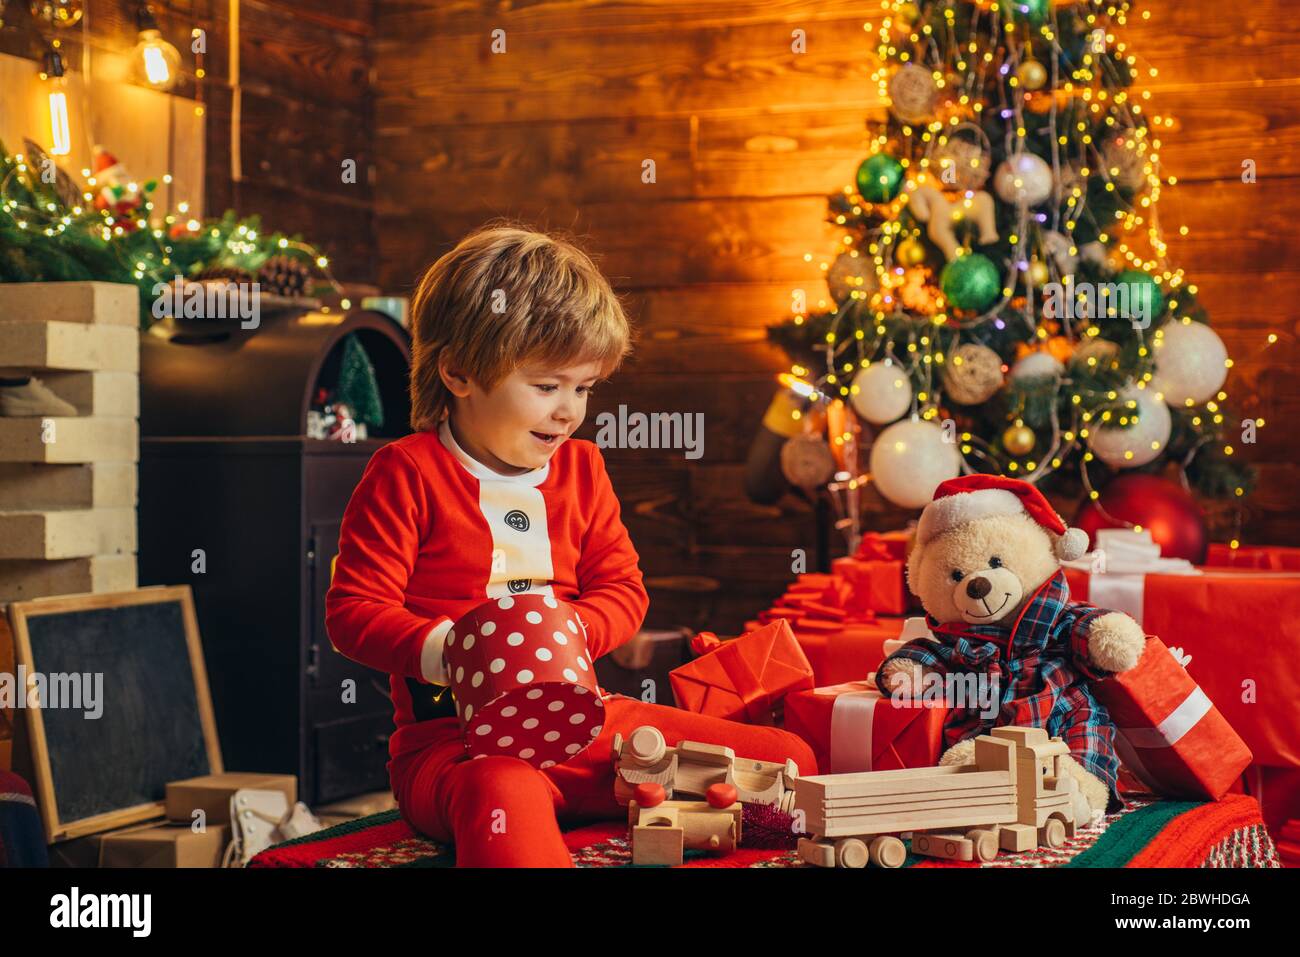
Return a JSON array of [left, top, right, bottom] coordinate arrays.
[[91, 145, 144, 228]]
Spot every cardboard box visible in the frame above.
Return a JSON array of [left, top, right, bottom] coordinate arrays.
[[99, 821, 232, 868], [165, 772, 298, 826], [0, 281, 138, 326]]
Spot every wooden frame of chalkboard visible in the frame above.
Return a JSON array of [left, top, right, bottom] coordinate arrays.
[[2, 586, 223, 843]]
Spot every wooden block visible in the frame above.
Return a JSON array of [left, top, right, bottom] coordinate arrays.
[[675, 740, 735, 766], [807, 794, 1017, 831], [818, 804, 1016, 839], [0, 555, 137, 602], [0, 418, 138, 463], [40, 371, 139, 417], [990, 726, 1049, 746], [0, 282, 139, 326], [0, 462, 136, 509], [631, 824, 683, 866], [797, 837, 835, 868], [0, 321, 138, 372], [999, 822, 1038, 852], [0, 508, 136, 559]]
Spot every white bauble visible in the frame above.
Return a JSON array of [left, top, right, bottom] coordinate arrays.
[[851, 362, 913, 424], [1009, 351, 1064, 383], [1087, 385, 1172, 468], [1150, 320, 1229, 407], [994, 153, 1053, 207], [869, 418, 962, 509]]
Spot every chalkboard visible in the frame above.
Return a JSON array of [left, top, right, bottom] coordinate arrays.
[[6, 586, 222, 842]]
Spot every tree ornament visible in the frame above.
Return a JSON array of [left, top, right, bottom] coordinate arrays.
[[1151, 319, 1229, 407], [1042, 230, 1078, 276], [1002, 420, 1036, 456], [869, 418, 962, 510], [1101, 134, 1147, 191], [1009, 350, 1063, 383], [856, 152, 906, 203], [907, 185, 998, 261], [896, 236, 927, 267], [932, 124, 991, 191], [897, 267, 940, 314], [1000, 0, 1049, 26], [1087, 385, 1172, 468], [942, 343, 1004, 404], [336, 334, 386, 428], [888, 64, 939, 125], [1073, 473, 1209, 564], [1070, 337, 1120, 372], [781, 433, 837, 488], [940, 253, 1002, 312], [1027, 258, 1049, 286], [994, 152, 1054, 207], [851, 362, 913, 424], [827, 251, 878, 305], [1079, 241, 1110, 273], [896, 1, 921, 27], [91, 145, 143, 221], [1111, 269, 1165, 324], [1017, 58, 1047, 91]]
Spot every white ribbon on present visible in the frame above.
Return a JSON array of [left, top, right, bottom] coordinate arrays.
[[1111, 685, 1213, 792], [1061, 529, 1200, 626], [828, 687, 884, 773]]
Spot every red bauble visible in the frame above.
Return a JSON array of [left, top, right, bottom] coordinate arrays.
[[1073, 474, 1208, 563]]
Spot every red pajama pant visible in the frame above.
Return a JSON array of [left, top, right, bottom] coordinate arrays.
[[391, 694, 818, 867]]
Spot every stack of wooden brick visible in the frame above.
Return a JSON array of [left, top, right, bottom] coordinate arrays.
[[0, 282, 139, 601]]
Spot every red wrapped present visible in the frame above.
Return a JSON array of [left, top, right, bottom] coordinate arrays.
[[1091, 636, 1252, 801], [791, 617, 907, 686], [853, 530, 911, 562], [669, 620, 814, 724], [832, 554, 910, 616], [443, 595, 603, 768], [783, 680, 947, 774], [1205, 543, 1300, 572], [1064, 554, 1300, 771]]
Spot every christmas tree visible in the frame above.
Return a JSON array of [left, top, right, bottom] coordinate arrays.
[[768, 0, 1254, 536]]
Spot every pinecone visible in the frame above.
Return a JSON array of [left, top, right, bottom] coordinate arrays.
[[192, 265, 256, 284], [257, 255, 313, 298]]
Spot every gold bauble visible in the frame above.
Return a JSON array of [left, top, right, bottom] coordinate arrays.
[[897, 1, 921, 25], [896, 236, 927, 267], [1017, 59, 1047, 91], [1002, 422, 1036, 456], [780, 434, 838, 488], [1028, 259, 1050, 286]]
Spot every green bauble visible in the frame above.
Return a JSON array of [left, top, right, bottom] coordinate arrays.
[[856, 152, 905, 204], [1000, 0, 1049, 26], [941, 253, 1002, 312], [1112, 269, 1166, 324]]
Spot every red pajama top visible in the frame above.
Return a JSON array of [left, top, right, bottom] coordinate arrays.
[[325, 421, 649, 765]]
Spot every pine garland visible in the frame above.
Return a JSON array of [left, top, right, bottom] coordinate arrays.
[[0, 139, 332, 328]]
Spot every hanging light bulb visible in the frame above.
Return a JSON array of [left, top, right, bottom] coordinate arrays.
[[41, 44, 72, 156], [131, 3, 181, 91]]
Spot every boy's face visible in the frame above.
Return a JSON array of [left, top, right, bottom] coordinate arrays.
[[445, 359, 603, 474]]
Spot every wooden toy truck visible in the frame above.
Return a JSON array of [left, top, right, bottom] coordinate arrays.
[[612, 726, 800, 813], [625, 784, 744, 866], [794, 726, 1093, 868]]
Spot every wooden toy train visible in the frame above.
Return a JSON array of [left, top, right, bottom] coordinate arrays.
[[793, 726, 1093, 868]]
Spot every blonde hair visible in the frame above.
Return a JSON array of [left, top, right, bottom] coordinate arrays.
[[408, 221, 632, 431]]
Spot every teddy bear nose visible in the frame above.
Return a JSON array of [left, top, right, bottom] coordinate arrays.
[[965, 576, 992, 600]]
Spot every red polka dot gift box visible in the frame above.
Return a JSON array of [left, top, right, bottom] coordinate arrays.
[[443, 594, 605, 768]]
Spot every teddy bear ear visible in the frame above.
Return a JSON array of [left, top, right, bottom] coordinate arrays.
[[1055, 527, 1089, 562]]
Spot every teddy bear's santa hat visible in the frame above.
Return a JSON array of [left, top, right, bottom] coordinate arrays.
[[917, 474, 1089, 561]]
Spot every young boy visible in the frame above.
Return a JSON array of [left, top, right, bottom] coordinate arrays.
[[326, 223, 816, 866]]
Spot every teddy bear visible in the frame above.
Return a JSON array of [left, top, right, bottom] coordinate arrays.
[[877, 474, 1146, 813]]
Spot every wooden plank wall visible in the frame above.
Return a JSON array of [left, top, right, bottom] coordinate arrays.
[[372, 0, 1300, 633], [0, 0, 376, 282]]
